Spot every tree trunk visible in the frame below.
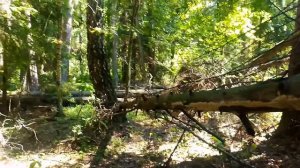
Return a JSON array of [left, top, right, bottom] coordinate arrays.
[[109, 0, 119, 88], [56, 14, 64, 116], [138, 35, 147, 82], [276, 0, 300, 136], [87, 1, 126, 165], [124, 0, 140, 100], [61, 0, 73, 83], [25, 7, 40, 93], [1, 43, 8, 115], [0, 0, 11, 115], [144, 0, 156, 82], [86, 0, 117, 107], [120, 74, 300, 113]]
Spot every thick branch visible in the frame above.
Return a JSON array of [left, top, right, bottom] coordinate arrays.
[[247, 31, 300, 68]]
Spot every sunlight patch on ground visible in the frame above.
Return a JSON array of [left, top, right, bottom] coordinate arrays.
[[0, 152, 89, 168], [157, 132, 220, 162]]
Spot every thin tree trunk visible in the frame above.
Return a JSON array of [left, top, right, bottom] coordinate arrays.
[[125, 0, 140, 101], [56, 14, 64, 116], [0, 0, 11, 115], [120, 11, 128, 84], [111, 0, 119, 88], [61, 0, 73, 83], [138, 35, 146, 82], [26, 7, 39, 93], [2, 45, 8, 115], [145, 0, 156, 81], [131, 38, 137, 85]]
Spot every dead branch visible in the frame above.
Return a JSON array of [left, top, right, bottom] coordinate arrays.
[[164, 117, 255, 168]]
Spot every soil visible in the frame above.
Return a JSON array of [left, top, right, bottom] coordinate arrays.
[[1, 107, 299, 168]]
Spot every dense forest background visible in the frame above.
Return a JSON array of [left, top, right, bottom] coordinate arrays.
[[1, 0, 300, 167]]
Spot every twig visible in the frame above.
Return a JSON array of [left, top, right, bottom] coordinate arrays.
[[180, 109, 225, 143], [162, 110, 197, 167], [165, 118, 255, 168], [17, 119, 39, 142], [163, 109, 224, 144], [0, 112, 8, 117], [162, 129, 186, 168]]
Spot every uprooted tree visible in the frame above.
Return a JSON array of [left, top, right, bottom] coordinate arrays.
[[116, 2, 300, 139], [118, 1, 300, 138], [86, 0, 300, 164]]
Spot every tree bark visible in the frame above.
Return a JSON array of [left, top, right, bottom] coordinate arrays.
[[25, 7, 40, 93], [276, 0, 300, 136], [111, 0, 119, 88], [86, 0, 117, 106], [61, 0, 73, 83], [56, 15, 64, 116], [121, 74, 300, 113], [0, 0, 11, 115], [145, 0, 156, 80], [124, 0, 140, 101], [87, 1, 126, 166]]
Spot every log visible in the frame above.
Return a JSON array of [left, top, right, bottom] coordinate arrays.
[[121, 74, 300, 113]]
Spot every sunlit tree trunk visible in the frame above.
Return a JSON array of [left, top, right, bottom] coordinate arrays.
[[276, 0, 300, 136], [145, 0, 156, 81], [24, 7, 40, 93], [124, 0, 140, 100], [120, 11, 128, 85], [107, 0, 119, 89], [61, 0, 73, 83], [138, 35, 146, 82], [111, 0, 119, 88]]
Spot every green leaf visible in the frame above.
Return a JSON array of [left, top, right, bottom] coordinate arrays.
[[29, 161, 42, 168]]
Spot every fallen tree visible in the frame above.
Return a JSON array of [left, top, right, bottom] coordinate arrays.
[[120, 73, 300, 113]]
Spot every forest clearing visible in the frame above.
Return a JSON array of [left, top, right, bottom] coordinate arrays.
[[1, 0, 300, 167]]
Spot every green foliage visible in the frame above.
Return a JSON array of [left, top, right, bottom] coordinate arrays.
[[64, 104, 95, 122], [106, 137, 126, 156], [72, 124, 83, 137], [127, 111, 151, 122], [29, 160, 42, 168], [0, 0, 294, 93]]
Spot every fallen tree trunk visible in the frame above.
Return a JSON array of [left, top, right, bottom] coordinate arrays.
[[120, 74, 300, 113]]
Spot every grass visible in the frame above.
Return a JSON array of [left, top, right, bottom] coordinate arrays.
[[126, 111, 151, 122], [63, 104, 95, 121]]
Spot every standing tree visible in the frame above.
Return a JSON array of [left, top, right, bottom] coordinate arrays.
[[86, 0, 126, 165], [276, 0, 300, 137], [86, 0, 116, 107], [61, 0, 74, 83], [0, 0, 11, 115], [56, 6, 64, 116], [24, 2, 40, 93]]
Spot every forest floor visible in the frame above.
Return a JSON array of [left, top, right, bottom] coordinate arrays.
[[0, 105, 300, 168]]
